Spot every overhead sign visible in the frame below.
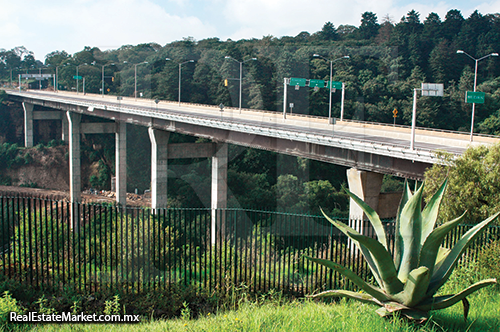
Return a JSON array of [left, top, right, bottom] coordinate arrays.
[[287, 78, 344, 90], [309, 79, 325, 88], [289, 78, 307, 87], [21, 74, 52, 79], [421, 83, 443, 97], [326, 81, 343, 90], [466, 91, 485, 104]]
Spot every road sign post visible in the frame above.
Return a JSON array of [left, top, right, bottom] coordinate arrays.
[[410, 83, 444, 150]]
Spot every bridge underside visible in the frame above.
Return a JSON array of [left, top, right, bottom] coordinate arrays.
[[10, 94, 437, 228], [11, 95, 431, 180]]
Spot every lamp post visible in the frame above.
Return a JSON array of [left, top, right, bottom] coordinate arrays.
[[76, 63, 88, 94], [9, 68, 16, 88], [456, 50, 498, 142], [313, 54, 349, 124], [224, 56, 257, 112], [101, 63, 115, 97], [134, 61, 149, 99], [178, 60, 195, 105]]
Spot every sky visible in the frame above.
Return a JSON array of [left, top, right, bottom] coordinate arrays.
[[1, 0, 500, 61]]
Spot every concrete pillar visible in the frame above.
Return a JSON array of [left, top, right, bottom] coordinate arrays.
[[61, 113, 69, 142], [211, 143, 228, 244], [67, 111, 81, 231], [115, 122, 127, 206], [346, 168, 383, 237], [67, 112, 82, 203], [23, 102, 34, 147], [148, 128, 169, 209], [347, 168, 384, 220]]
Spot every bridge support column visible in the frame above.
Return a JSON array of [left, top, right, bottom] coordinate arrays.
[[67, 111, 82, 231], [23, 102, 34, 147], [148, 128, 169, 209], [346, 168, 384, 236], [61, 113, 69, 142], [211, 143, 228, 245], [115, 122, 127, 205]]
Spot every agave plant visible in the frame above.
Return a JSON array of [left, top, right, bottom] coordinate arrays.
[[305, 179, 498, 322]]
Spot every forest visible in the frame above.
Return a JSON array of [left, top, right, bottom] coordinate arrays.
[[1, 8, 500, 216]]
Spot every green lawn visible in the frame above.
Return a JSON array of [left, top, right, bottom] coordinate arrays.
[[18, 290, 500, 332]]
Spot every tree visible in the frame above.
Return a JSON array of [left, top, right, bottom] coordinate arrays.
[[443, 9, 464, 41], [424, 144, 500, 225], [422, 12, 442, 43], [320, 22, 338, 41], [45, 51, 70, 67], [359, 12, 379, 39]]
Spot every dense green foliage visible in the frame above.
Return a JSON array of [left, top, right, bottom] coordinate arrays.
[[3, 9, 500, 133], [424, 144, 500, 225], [3, 8, 500, 213]]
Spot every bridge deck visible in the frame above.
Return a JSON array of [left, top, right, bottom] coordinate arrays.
[[5, 89, 500, 178]]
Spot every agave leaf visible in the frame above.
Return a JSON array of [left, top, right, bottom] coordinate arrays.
[[394, 180, 412, 271], [417, 278, 497, 311], [401, 309, 429, 323], [462, 298, 470, 322], [397, 183, 424, 282], [421, 179, 448, 245], [433, 247, 451, 271], [344, 189, 388, 250], [307, 289, 382, 306], [382, 301, 411, 312], [321, 209, 383, 287], [303, 255, 393, 303], [419, 212, 466, 275], [375, 306, 392, 317], [393, 266, 430, 307], [347, 232, 404, 295], [427, 211, 500, 296]]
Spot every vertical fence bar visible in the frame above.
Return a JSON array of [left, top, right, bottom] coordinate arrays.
[[10, 197, 15, 280], [1, 197, 5, 277]]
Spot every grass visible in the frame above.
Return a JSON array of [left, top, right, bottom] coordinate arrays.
[[7, 289, 499, 332]]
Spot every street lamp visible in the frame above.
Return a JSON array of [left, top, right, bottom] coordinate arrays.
[[125, 61, 149, 99], [9, 68, 17, 88], [224, 56, 257, 112], [178, 60, 195, 105], [456, 50, 498, 142], [101, 63, 116, 97], [76, 63, 88, 94], [313, 54, 349, 124]]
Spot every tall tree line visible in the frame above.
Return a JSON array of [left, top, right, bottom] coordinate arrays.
[[2, 9, 500, 214]]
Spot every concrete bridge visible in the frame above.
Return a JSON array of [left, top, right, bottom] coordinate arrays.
[[5, 89, 500, 224]]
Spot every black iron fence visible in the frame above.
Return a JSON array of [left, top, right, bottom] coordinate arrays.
[[0, 195, 499, 296]]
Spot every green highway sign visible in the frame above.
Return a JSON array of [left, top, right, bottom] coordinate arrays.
[[309, 79, 325, 88], [326, 81, 343, 90], [289, 77, 307, 87], [466, 91, 485, 104], [73, 75, 82, 80]]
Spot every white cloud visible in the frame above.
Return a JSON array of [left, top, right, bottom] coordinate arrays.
[[2, 0, 500, 60], [0, 0, 217, 59]]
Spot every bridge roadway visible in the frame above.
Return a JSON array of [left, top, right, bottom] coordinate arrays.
[[6, 89, 499, 180]]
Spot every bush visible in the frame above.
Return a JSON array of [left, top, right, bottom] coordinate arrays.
[[477, 240, 500, 287], [0, 291, 22, 324]]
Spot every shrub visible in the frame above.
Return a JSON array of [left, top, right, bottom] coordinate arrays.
[[477, 240, 500, 287], [0, 291, 22, 324]]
